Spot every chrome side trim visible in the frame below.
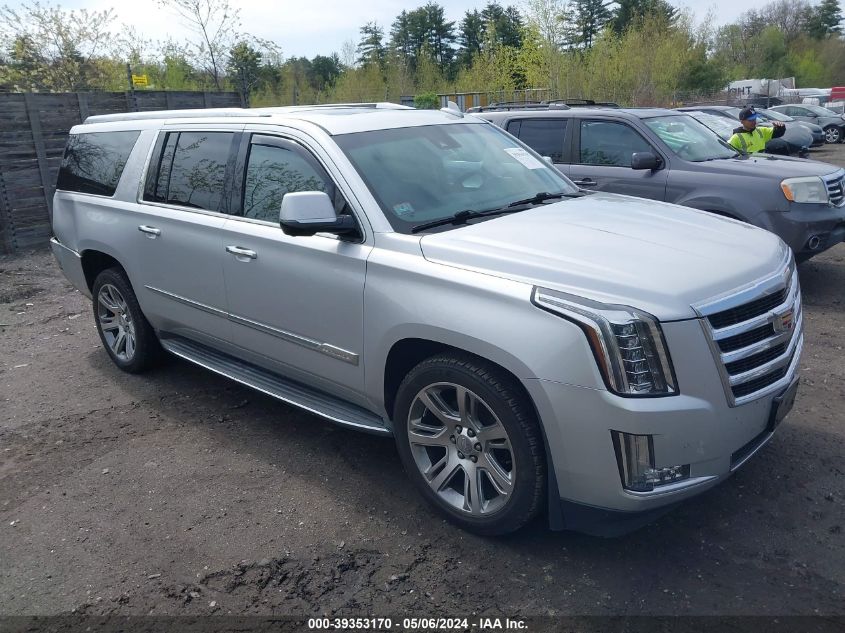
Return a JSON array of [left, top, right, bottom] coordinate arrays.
[[145, 285, 360, 366], [623, 475, 719, 498], [145, 285, 228, 318], [227, 313, 359, 366], [318, 344, 361, 365]]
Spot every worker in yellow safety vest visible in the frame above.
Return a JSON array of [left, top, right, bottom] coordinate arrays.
[[728, 106, 786, 154]]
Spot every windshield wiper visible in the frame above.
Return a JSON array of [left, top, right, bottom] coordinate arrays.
[[505, 191, 572, 208], [409, 191, 580, 234], [410, 207, 523, 233]]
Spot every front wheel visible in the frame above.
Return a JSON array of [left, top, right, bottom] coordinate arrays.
[[824, 126, 842, 144], [393, 354, 546, 535]]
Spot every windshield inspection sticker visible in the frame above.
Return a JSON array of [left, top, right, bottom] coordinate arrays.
[[503, 147, 545, 169], [393, 202, 415, 217]]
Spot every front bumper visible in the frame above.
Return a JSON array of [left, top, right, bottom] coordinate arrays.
[[50, 237, 91, 298], [765, 203, 845, 260], [524, 318, 801, 535]]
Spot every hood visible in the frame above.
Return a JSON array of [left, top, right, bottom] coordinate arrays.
[[420, 193, 789, 321], [694, 152, 840, 178]]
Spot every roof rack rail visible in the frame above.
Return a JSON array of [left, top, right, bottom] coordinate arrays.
[[83, 102, 411, 124], [83, 108, 257, 124], [547, 99, 621, 108], [466, 102, 570, 113]]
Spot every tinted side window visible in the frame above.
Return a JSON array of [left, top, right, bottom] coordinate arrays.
[[512, 119, 567, 162], [579, 120, 651, 167], [144, 131, 234, 212], [167, 132, 233, 212], [56, 131, 140, 196], [242, 142, 330, 222]]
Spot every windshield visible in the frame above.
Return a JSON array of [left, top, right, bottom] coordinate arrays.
[[805, 105, 838, 117], [334, 123, 578, 234], [685, 111, 736, 140], [645, 115, 738, 161], [757, 108, 793, 122]]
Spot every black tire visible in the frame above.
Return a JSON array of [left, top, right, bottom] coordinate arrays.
[[92, 267, 161, 373], [824, 126, 842, 144], [393, 353, 546, 536]]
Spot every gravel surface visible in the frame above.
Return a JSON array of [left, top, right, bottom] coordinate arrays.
[[1, 147, 843, 618]]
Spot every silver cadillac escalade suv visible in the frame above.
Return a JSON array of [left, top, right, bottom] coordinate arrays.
[[50, 103, 803, 536]]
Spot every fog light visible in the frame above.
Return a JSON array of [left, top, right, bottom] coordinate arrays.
[[611, 431, 691, 492]]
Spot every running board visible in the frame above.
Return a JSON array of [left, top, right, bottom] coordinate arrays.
[[160, 336, 390, 435]]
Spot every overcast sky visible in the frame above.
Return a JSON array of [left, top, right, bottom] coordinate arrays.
[[9, 0, 746, 59]]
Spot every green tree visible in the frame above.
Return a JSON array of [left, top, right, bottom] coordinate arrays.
[[413, 91, 439, 108], [612, 0, 678, 34], [357, 22, 386, 68], [570, 0, 613, 48], [424, 2, 457, 70], [228, 41, 262, 105], [458, 10, 484, 67], [481, 2, 525, 48], [0, 1, 116, 91], [389, 3, 455, 74], [523, 0, 571, 48], [157, 0, 242, 90], [310, 54, 342, 91], [806, 0, 842, 38]]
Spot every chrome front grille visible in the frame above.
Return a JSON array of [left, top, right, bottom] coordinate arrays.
[[824, 170, 845, 207], [695, 256, 803, 407]]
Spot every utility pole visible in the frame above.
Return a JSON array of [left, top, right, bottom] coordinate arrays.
[[126, 63, 138, 112]]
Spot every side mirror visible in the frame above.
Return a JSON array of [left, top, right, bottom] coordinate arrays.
[[542, 156, 553, 164], [631, 151, 661, 170], [280, 191, 358, 237]]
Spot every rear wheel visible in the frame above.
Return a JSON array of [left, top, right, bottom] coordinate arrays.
[[393, 354, 546, 535], [824, 126, 842, 144], [92, 268, 161, 373]]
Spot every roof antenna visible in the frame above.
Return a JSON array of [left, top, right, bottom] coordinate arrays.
[[440, 100, 464, 118]]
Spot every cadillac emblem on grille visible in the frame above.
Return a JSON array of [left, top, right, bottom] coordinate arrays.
[[775, 309, 795, 333]]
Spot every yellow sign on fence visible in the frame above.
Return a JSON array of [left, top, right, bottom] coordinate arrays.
[[131, 74, 148, 87]]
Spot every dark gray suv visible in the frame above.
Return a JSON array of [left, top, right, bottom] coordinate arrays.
[[477, 107, 845, 261]]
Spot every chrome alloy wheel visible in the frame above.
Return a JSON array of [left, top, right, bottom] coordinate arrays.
[[97, 283, 137, 362], [825, 126, 841, 143], [407, 382, 515, 516]]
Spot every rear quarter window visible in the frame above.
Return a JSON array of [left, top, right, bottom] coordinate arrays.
[[56, 131, 141, 196], [506, 119, 567, 162]]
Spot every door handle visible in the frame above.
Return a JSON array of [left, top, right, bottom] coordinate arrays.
[[138, 225, 161, 238], [572, 178, 596, 187], [226, 245, 258, 260]]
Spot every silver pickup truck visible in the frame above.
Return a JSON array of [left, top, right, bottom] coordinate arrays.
[[50, 104, 802, 536]]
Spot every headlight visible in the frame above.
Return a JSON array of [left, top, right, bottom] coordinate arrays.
[[532, 287, 677, 396], [780, 176, 829, 203]]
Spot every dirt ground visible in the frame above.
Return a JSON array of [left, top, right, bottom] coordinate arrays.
[[1, 147, 843, 620]]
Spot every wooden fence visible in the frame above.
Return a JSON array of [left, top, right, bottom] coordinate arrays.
[[0, 90, 244, 255]]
